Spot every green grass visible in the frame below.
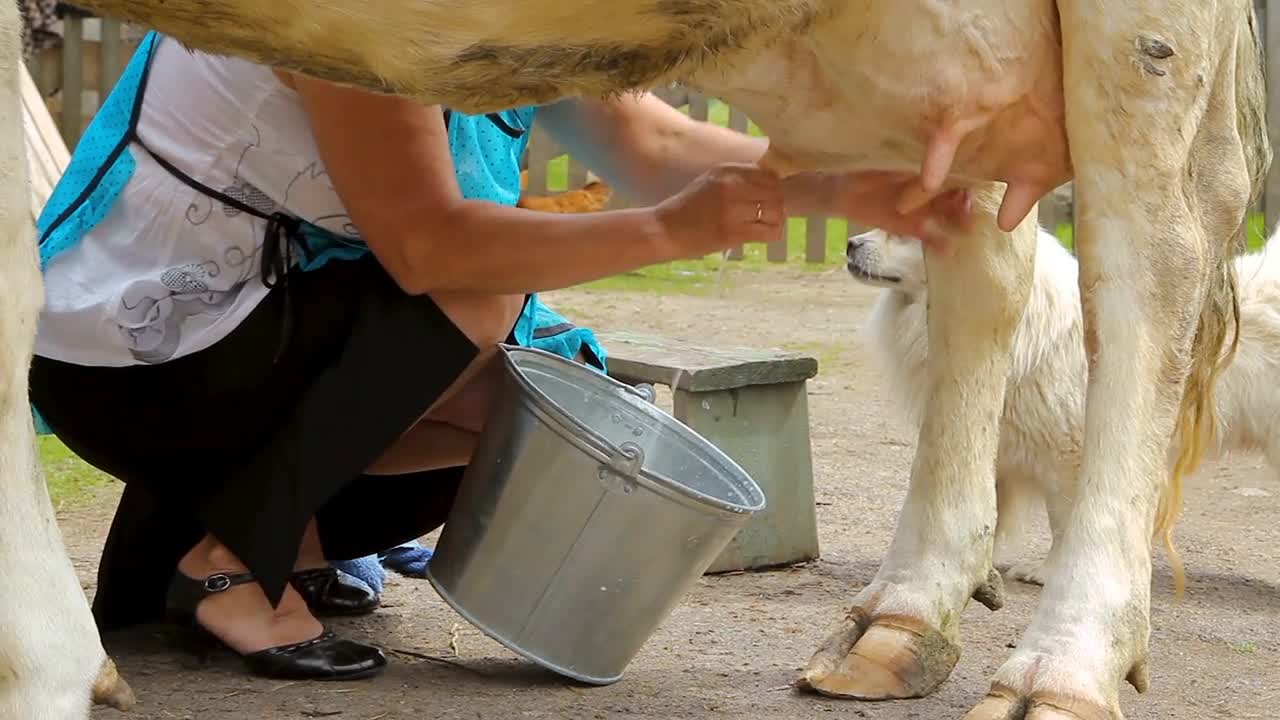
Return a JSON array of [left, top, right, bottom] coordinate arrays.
[[1230, 641, 1259, 656], [1246, 211, 1268, 250], [39, 436, 110, 509]]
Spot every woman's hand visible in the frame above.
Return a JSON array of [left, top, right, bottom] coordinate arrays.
[[833, 172, 975, 255], [653, 163, 788, 258]]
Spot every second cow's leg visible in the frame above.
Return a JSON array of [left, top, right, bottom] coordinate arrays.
[[801, 185, 1036, 699], [966, 2, 1265, 718]]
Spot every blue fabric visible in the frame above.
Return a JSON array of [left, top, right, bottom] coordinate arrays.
[[330, 539, 433, 589], [380, 539, 434, 577], [33, 406, 52, 435], [514, 295, 608, 373], [331, 556, 384, 595], [36, 32, 158, 270]]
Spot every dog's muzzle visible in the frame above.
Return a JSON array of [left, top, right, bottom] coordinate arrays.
[[846, 231, 900, 284]]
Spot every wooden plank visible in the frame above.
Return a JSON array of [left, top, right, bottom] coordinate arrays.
[[1037, 196, 1063, 231], [598, 330, 818, 392], [99, 19, 124, 97], [1267, 0, 1280, 229], [724, 107, 751, 261], [652, 84, 689, 108], [21, 63, 71, 225], [61, 15, 85, 149], [525, 126, 557, 193], [766, 227, 788, 262], [687, 93, 709, 123], [22, 65, 69, 171], [566, 153, 588, 192], [805, 217, 827, 263]]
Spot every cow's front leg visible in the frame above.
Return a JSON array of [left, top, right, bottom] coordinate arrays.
[[801, 185, 1036, 699], [966, 3, 1266, 718]]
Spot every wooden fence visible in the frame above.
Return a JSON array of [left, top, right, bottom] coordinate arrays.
[[25, 3, 1280, 263], [26, 13, 142, 151]]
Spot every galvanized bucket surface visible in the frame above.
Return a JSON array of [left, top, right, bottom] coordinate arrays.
[[425, 345, 765, 684]]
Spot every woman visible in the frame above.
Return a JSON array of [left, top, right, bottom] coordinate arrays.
[[30, 32, 970, 681]]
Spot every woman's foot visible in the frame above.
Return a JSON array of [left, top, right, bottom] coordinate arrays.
[[291, 521, 380, 617], [290, 567, 380, 617], [170, 537, 386, 680]]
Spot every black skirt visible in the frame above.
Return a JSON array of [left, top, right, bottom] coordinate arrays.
[[30, 255, 504, 631]]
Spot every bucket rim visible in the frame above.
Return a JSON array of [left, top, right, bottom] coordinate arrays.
[[498, 344, 765, 515]]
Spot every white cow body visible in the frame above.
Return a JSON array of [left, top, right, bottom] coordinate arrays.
[[0, 3, 132, 717], [0, 0, 1267, 718], [691, 0, 1069, 230], [850, 226, 1280, 584]]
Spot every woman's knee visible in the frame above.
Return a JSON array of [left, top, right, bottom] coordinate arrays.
[[431, 292, 526, 349]]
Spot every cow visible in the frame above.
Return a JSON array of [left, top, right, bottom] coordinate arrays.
[[0, 1, 135, 716], [2, 1, 1268, 718]]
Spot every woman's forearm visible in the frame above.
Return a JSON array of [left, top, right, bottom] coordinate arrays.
[[627, 114, 770, 204], [538, 95, 769, 207], [390, 201, 681, 295]]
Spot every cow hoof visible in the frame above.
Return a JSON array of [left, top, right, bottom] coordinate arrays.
[[963, 686, 1119, 720], [797, 607, 959, 700], [91, 657, 136, 711], [1007, 561, 1047, 586]]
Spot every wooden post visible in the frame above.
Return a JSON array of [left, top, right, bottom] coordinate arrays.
[[525, 126, 557, 194], [98, 19, 123, 99], [805, 217, 827, 263], [687, 93, 709, 124], [1037, 187, 1064, 231], [60, 14, 84, 150], [726, 105, 750, 261], [766, 225, 788, 262]]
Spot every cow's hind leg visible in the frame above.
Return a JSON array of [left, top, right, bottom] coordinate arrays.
[[0, 2, 134, 715], [966, 2, 1267, 718], [800, 186, 1036, 699]]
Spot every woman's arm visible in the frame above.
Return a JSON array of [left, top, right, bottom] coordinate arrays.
[[283, 73, 787, 295], [536, 95, 975, 247], [535, 94, 769, 206]]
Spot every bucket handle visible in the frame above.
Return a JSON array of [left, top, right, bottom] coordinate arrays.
[[624, 383, 657, 405], [598, 441, 645, 493]]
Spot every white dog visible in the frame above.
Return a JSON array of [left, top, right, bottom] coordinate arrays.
[[848, 225, 1280, 584]]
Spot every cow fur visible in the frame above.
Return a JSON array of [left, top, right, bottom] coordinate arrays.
[[0, 2, 133, 716], [849, 226, 1280, 585], [1, 1, 1270, 718]]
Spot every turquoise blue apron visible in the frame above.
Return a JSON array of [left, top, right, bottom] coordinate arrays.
[[33, 32, 606, 434]]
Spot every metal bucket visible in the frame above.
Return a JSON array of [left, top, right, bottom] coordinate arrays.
[[425, 345, 766, 684]]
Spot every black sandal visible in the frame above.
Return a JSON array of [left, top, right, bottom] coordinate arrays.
[[290, 567, 380, 617], [165, 570, 387, 681]]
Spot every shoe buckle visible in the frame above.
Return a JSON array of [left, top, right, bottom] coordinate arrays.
[[204, 574, 232, 592]]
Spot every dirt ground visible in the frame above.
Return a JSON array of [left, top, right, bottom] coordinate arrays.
[[71, 264, 1279, 719]]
